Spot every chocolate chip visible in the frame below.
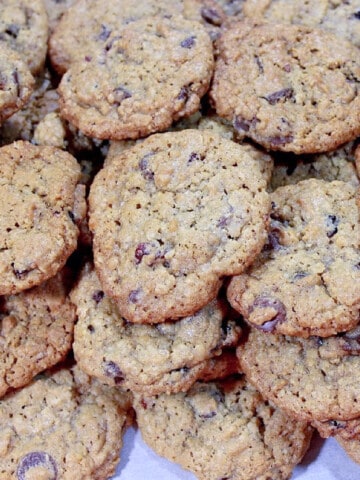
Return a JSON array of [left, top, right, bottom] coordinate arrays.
[[134, 242, 151, 265], [5, 24, 20, 39], [17, 451, 57, 480], [97, 24, 112, 41], [254, 55, 264, 73], [267, 135, 294, 146], [139, 153, 154, 180], [103, 361, 124, 384], [188, 152, 203, 163], [177, 85, 190, 102], [264, 88, 294, 105], [264, 230, 282, 251], [68, 210, 76, 223], [11, 263, 32, 279], [293, 271, 308, 280], [112, 86, 132, 105], [128, 289, 141, 303], [234, 115, 259, 133], [352, 10, 360, 19], [92, 290, 104, 303], [326, 215, 339, 238], [180, 36, 196, 49], [249, 296, 287, 332], [200, 7, 222, 26], [12, 70, 20, 96]]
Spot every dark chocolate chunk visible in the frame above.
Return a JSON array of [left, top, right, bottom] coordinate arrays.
[[17, 451, 57, 480], [128, 289, 141, 303], [97, 24, 112, 41], [264, 88, 293, 105], [92, 290, 104, 303], [267, 135, 294, 146], [180, 36, 196, 49], [139, 153, 155, 180], [201, 7, 223, 26], [326, 215, 339, 238], [249, 296, 287, 332], [103, 361, 124, 384], [134, 242, 152, 265]]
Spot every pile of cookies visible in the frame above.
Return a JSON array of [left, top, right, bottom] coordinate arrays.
[[0, 0, 359, 478]]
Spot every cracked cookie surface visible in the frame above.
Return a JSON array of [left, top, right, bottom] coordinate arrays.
[[58, 15, 214, 140], [0, 141, 82, 295], [0, 44, 34, 124], [0, 0, 48, 74], [210, 21, 360, 153], [134, 375, 313, 480], [0, 364, 132, 479], [89, 129, 270, 323], [0, 271, 75, 397], [238, 328, 360, 422], [71, 265, 241, 394], [227, 179, 360, 338]]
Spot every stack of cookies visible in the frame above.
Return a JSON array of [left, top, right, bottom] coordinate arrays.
[[0, 0, 359, 479]]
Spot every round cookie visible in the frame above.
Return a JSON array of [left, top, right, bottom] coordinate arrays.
[[71, 264, 241, 394], [210, 21, 360, 153], [242, 0, 360, 48], [0, 363, 133, 479], [0, 44, 34, 124], [237, 328, 360, 422], [227, 179, 360, 338], [0, 270, 75, 397], [270, 140, 360, 191], [58, 15, 214, 140], [0, 141, 83, 295], [0, 0, 48, 74], [89, 129, 270, 323], [49, 0, 199, 74], [134, 375, 313, 480]]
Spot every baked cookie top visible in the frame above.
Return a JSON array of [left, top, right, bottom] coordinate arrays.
[[210, 21, 360, 153], [58, 15, 214, 140], [0, 141, 82, 295], [134, 375, 313, 480], [71, 265, 241, 394], [0, 0, 48, 74], [238, 328, 360, 422], [0, 364, 132, 479], [49, 0, 194, 74], [0, 44, 34, 124], [227, 179, 360, 338], [270, 140, 360, 191], [89, 129, 270, 323], [243, 0, 360, 48], [0, 271, 75, 398]]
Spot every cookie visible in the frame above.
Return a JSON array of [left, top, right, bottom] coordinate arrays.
[[49, 0, 197, 74], [227, 179, 360, 337], [134, 374, 313, 480], [0, 270, 75, 397], [238, 328, 360, 422], [0, 141, 83, 295], [89, 129, 270, 323], [71, 264, 241, 394], [243, 0, 360, 48], [0, 363, 133, 479], [210, 21, 360, 153], [270, 140, 360, 191], [43, 0, 77, 34], [0, 44, 34, 124], [0, 0, 48, 74], [58, 15, 214, 140]]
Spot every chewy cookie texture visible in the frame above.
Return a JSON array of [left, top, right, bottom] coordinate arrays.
[[0, 0, 360, 479]]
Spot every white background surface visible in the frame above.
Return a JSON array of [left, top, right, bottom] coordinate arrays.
[[111, 426, 360, 480]]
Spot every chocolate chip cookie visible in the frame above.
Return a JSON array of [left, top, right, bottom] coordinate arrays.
[[71, 264, 241, 394], [0, 44, 34, 124], [89, 129, 270, 323], [238, 328, 360, 422], [210, 21, 360, 153], [0, 0, 48, 74], [0, 141, 83, 295], [0, 363, 133, 479], [0, 271, 75, 397], [58, 15, 214, 140], [134, 374, 313, 480], [227, 179, 360, 337]]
